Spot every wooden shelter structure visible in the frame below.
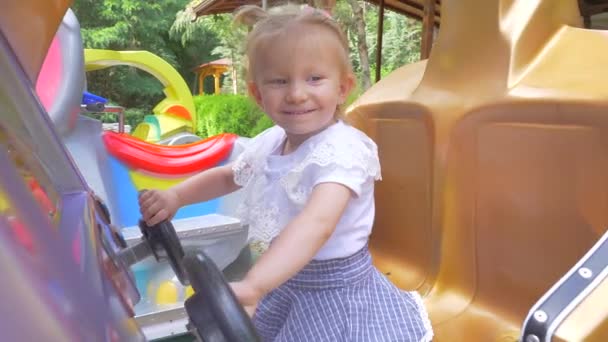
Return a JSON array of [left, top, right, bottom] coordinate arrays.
[[191, 57, 234, 95], [192, 0, 440, 77], [580, 0, 608, 27], [192, 0, 608, 82]]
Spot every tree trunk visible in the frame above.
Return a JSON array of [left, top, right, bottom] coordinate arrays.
[[346, 0, 371, 90]]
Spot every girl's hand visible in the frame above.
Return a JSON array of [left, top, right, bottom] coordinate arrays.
[[138, 189, 181, 226], [230, 280, 263, 317]]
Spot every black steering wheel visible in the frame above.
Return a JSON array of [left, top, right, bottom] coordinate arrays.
[[138, 219, 189, 285], [183, 251, 259, 342]]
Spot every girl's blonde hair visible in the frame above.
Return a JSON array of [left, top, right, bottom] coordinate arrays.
[[233, 3, 353, 82]]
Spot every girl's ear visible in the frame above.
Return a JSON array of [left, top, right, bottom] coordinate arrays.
[[248, 82, 263, 107], [337, 73, 355, 105]]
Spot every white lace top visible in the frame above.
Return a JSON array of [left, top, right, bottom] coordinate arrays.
[[231, 121, 381, 260]]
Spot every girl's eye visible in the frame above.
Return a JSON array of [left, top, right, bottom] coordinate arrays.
[[308, 76, 323, 82], [269, 79, 287, 85]]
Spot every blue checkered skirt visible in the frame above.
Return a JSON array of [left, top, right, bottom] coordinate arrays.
[[252, 246, 433, 341]]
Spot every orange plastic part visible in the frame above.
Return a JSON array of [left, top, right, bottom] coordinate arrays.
[[165, 104, 192, 121]]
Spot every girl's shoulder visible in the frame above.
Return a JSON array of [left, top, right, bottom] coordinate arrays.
[[249, 125, 285, 147], [232, 125, 284, 186], [297, 121, 381, 183], [315, 121, 379, 157], [277, 121, 381, 205]]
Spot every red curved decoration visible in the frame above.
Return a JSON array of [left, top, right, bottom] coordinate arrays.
[[103, 130, 228, 158], [102, 132, 237, 175]]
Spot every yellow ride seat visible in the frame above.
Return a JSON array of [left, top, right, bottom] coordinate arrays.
[[347, 1, 608, 340]]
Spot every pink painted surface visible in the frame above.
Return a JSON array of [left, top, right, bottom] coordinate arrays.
[[35, 37, 62, 111]]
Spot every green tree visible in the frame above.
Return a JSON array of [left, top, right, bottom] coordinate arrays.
[[345, 0, 372, 91], [171, 7, 248, 95], [374, 11, 421, 76], [334, 1, 421, 89], [73, 0, 220, 112]]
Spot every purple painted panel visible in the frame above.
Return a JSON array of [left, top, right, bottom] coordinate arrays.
[[0, 25, 145, 341]]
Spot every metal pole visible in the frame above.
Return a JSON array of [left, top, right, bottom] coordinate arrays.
[[421, 0, 435, 60], [375, 0, 386, 83], [81, 104, 126, 133], [104, 106, 126, 134]]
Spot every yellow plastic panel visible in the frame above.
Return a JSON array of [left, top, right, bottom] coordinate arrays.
[[128, 170, 187, 192], [84, 49, 196, 137]]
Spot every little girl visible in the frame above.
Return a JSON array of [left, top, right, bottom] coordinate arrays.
[[139, 4, 432, 341]]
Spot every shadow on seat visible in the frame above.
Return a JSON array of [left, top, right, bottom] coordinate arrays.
[[348, 102, 436, 293]]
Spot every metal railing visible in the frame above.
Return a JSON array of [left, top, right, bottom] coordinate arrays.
[[81, 103, 126, 133]]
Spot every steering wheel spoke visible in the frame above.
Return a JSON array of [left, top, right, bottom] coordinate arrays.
[[138, 219, 189, 285], [183, 251, 259, 342]]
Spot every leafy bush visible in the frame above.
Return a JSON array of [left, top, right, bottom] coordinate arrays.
[[124, 108, 148, 128], [193, 94, 273, 138]]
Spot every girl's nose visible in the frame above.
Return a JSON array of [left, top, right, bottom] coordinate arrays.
[[286, 83, 306, 103]]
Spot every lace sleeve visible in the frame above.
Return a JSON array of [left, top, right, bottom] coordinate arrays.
[[280, 131, 381, 205], [312, 140, 381, 196], [231, 126, 281, 186], [232, 149, 254, 187]]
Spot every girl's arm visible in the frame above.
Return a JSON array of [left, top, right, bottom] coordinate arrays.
[[139, 164, 240, 225], [172, 164, 240, 206], [238, 182, 352, 301]]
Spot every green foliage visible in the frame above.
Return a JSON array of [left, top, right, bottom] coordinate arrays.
[[85, 66, 165, 110], [334, 1, 421, 87], [73, 0, 220, 111], [193, 94, 273, 138], [171, 11, 248, 95], [377, 11, 422, 69], [123, 108, 148, 128], [250, 115, 275, 137], [73, 0, 189, 62], [73, 0, 424, 137]]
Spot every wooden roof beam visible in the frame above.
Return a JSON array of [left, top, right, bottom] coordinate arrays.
[[581, 2, 608, 16], [384, 0, 440, 25]]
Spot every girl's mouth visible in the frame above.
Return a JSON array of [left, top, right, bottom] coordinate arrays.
[[283, 109, 315, 115]]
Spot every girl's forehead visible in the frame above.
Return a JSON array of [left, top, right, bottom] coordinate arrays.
[[254, 25, 345, 73], [264, 26, 333, 52]]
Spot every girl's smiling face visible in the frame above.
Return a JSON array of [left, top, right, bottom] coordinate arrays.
[[248, 23, 354, 145]]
